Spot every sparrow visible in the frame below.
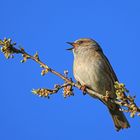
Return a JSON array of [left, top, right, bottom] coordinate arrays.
[[67, 38, 130, 131]]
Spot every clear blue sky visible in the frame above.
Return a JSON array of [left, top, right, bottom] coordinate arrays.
[[0, 0, 140, 140]]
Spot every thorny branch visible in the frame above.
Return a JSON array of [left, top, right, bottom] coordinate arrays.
[[0, 38, 140, 118]]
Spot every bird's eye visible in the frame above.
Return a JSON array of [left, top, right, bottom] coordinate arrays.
[[79, 41, 83, 44]]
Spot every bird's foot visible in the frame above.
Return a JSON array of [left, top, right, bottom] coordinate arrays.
[[80, 85, 87, 95]]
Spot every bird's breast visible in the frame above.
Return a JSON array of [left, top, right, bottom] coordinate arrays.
[[73, 50, 101, 90]]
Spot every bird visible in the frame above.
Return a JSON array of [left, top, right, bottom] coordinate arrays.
[[66, 38, 130, 131]]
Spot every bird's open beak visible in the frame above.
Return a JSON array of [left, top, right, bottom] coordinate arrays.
[[66, 42, 77, 50]]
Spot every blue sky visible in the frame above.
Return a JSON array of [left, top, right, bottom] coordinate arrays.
[[0, 0, 140, 140]]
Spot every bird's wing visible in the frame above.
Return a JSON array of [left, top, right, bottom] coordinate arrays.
[[96, 48, 118, 83]]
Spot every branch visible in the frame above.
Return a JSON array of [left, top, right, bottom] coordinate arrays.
[[0, 38, 103, 98], [0, 38, 140, 118]]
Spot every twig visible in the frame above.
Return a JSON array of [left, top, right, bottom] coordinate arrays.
[[0, 38, 104, 98], [0, 38, 140, 118]]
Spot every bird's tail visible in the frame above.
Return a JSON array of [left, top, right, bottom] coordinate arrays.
[[108, 105, 130, 131]]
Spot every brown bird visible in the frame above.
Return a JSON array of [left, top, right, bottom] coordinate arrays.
[[67, 38, 130, 131]]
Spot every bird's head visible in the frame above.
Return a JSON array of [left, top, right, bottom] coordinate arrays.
[[66, 38, 98, 53]]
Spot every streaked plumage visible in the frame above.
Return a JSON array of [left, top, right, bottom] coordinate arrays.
[[67, 38, 130, 131]]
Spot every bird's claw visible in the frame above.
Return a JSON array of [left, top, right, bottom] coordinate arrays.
[[80, 85, 87, 95]]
